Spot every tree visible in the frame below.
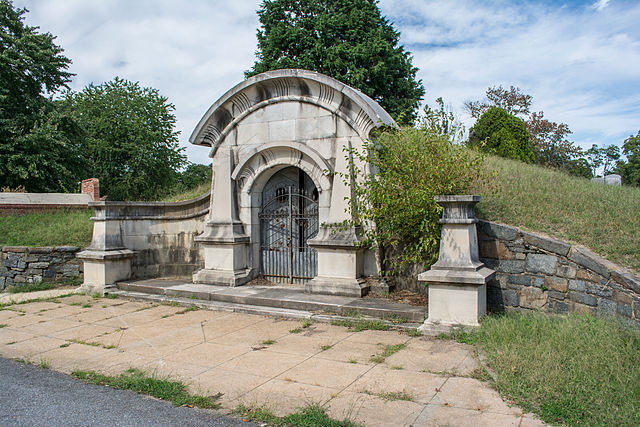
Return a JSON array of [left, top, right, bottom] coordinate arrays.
[[525, 111, 581, 169], [246, 0, 425, 125], [465, 85, 589, 174], [464, 85, 532, 119], [585, 144, 621, 177], [0, 0, 78, 192], [468, 107, 534, 163], [616, 131, 640, 186], [67, 78, 186, 201]]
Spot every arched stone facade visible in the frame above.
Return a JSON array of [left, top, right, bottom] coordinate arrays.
[[191, 69, 395, 296]]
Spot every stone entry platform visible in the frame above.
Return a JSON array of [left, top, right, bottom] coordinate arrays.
[[113, 278, 426, 324]]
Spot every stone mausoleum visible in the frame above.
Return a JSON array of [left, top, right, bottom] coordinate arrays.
[[78, 69, 395, 297]]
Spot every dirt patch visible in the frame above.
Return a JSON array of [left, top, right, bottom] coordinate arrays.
[[245, 277, 278, 287], [366, 289, 428, 307]]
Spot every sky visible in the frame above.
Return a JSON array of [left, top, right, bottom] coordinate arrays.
[[15, 0, 640, 165]]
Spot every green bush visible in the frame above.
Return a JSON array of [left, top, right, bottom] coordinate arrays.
[[468, 107, 534, 163], [344, 126, 484, 273]]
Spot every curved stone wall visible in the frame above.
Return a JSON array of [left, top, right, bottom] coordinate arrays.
[[478, 220, 640, 323], [86, 192, 210, 279]]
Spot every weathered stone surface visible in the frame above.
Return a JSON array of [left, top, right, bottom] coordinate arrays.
[[597, 298, 617, 316], [479, 240, 514, 260], [55, 246, 80, 252], [568, 247, 611, 279], [507, 275, 530, 287], [586, 283, 613, 298], [522, 231, 571, 256], [503, 289, 520, 307], [545, 276, 568, 292], [634, 299, 640, 319], [576, 268, 603, 283], [555, 264, 576, 279], [483, 259, 525, 274], [29, 262, 50, 269], [531, 276, 544, 288], [617, 303, 632, 318], [1, 246, 28, 252], [551, 300, 568, 314], [569, 301, 595, 315], [568, 280, 586, 292], [613, 290, 632, 305], [548, 290, 566, 301], [479, 221, 520, 241], [520, 287, 548, 310], [611, 271, 640, 293], [526, 254, 557, 275], [29, 247, 54, 254], [568, 292, 597, 307]]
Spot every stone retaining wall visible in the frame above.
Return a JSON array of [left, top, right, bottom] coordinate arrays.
[[478, 220, 640, 323], [0, 246, 83, 290]]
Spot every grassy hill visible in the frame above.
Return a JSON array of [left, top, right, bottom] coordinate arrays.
[[1, 157, 638, 274], [476, 155, 640, 273]]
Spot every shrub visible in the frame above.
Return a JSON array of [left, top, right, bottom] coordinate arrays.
[[343, 126, 484, 273], [468, 107, 534, 163]]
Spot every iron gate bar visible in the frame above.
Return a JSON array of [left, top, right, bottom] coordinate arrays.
[[259, 186, 318, 284]]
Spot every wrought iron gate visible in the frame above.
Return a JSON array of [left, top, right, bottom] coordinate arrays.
[[259, 186, 318, 284]]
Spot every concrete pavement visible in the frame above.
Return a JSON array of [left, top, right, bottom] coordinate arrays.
[[0, 293, 545, 426]]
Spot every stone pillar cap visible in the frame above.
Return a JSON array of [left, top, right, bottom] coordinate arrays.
[[434, 195, 481, 203]]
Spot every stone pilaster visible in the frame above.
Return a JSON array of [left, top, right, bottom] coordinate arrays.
[[193, 146, 251, 286]]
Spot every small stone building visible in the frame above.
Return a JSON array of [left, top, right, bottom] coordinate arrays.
[[79, 69, 395, 297]]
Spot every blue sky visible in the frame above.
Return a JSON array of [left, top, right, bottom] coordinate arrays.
[[16, 0, 640, 165]]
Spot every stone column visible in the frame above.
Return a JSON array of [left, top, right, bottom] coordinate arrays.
[[193, 146, 251, 286], [76, 203, 135, 295], [418, 195, 495, 328], [305, 138, 367, 297]]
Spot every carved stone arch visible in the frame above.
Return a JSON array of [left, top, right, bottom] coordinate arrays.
[[190, 69, 396, 156], [231, 142, 332, 195]]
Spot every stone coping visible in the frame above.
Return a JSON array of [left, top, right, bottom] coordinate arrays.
[[89, 192, 210, 221], [2, 246, 80, 253]]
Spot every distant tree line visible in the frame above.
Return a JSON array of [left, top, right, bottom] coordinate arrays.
[[0, 1, 208, 200], [463, 85, 639, 185]]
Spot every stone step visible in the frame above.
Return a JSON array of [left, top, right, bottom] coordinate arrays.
[[115, 279, 426, 323], [108, 289, 424, 331]]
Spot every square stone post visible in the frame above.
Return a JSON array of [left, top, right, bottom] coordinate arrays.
[[418, 195, 495, 329], [76, 203, 135, 295], [193, 146, 251, 286]]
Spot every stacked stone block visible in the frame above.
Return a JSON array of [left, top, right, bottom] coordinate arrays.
[[0, 246, 82, 290], [478, 220, 640, 323]]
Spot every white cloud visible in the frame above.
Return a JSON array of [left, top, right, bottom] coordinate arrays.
[[15, 0, 640, 162], [591, 0, 611, 12]]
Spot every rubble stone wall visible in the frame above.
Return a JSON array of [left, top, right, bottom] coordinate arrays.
[[1, 246, 82, 290], [478, 220, 640, 323]]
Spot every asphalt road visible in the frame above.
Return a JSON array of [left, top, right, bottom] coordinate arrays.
[[0, 357, 255, 427]]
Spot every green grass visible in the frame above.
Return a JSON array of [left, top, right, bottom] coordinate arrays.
[[369, 343, 407, 363], [445, 312, 640, 426], [0, 209, 93, 247], [234, 404, 362, 427], [72, 368, 219, 409], [161, 183, 210, 202], [330, 318, 390, 332], [4, 277, 80, 294], [477, 155, 640, 272]]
